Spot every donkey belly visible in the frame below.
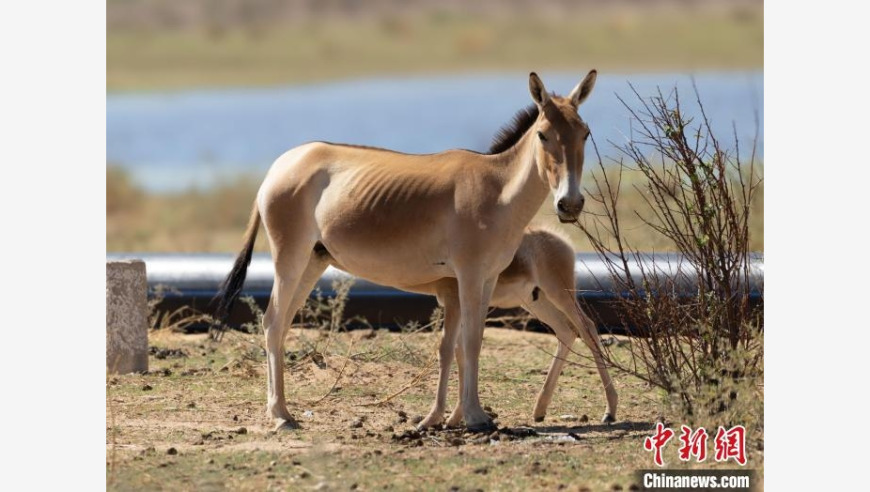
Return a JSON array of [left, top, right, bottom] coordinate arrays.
[[315, 183, 457, 288]]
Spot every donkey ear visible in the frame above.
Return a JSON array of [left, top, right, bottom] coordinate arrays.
[[569, 69, 598, 107], [528, 72, 550, 106]]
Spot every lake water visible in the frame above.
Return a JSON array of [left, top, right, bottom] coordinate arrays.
[[107, 71, 763, 192]]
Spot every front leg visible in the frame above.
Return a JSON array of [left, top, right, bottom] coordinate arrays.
[[456, 274, 497, 432], [418, 287, 460, 429]]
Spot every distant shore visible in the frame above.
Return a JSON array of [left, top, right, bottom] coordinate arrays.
[[108, 5, 762, 91]]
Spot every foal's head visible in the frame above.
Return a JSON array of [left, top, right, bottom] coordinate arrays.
[[528, 71, 597, 223]]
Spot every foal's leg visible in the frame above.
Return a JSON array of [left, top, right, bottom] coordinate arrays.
[[445, 335, 466, 427], [455, 274, 497, 431], [522, 294, 578, 422], [419, 285, 460, 429], [263, 240, 319, 429], [545, 288, 618, 423]]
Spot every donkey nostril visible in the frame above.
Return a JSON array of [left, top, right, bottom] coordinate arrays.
[[557, 199, 568, 214]]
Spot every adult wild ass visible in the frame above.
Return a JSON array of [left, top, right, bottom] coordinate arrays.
[[214, 71, 599, 431]]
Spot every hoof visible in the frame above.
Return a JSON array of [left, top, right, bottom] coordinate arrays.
[[466, 419, 498, 434], [602, 413, 616, 424], [445, 412, 463, 428], [416, 421, 444, 431], [533, 415, 545, 423], [274, 418, 301, 431], [417, 414, 445, 430]]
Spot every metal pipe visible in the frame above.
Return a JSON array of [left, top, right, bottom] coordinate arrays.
[[107, 253, 763, 332]]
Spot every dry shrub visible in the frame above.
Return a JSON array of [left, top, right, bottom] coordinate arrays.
[[577, 83, 763, 431]]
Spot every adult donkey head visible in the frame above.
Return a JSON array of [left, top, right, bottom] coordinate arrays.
[[528, 70, 597, 223]]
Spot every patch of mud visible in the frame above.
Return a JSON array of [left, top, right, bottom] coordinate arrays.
[[391, 425, 541, 447], [149, 346, 189, 359]]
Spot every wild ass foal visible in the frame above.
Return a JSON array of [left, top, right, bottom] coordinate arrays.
[[215, 71, 598, 431], [417, 226, 617, 428]]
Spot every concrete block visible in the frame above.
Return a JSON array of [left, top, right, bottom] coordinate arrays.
[[106, 260, 149, 374]]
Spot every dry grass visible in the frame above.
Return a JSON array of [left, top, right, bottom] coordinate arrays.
[[107, 5, 763, 91], [106, 327, 763, 490]]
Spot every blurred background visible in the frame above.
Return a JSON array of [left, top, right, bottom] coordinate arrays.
[[107, 0, 763, 253]]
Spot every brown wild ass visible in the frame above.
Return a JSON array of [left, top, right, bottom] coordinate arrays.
[[215, 71, 599, 431]]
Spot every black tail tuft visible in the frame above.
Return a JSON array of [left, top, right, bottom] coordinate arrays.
[[211, 202, 260, 341]]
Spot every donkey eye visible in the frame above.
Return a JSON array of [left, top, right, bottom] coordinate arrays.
[[537, 131, 548, 142]]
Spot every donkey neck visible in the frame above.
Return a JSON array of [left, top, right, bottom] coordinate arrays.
[[494, 128, 550, 226]]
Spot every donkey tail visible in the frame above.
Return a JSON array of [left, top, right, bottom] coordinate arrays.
[[211, 201, 261, 340]]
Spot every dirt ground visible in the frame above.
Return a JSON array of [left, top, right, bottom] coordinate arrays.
[[106, 327, 761, 491]]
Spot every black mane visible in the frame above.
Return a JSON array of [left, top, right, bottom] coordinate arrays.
[[488, 104, 539, 154]]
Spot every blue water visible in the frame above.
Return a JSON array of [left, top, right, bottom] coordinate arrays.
[[107, 71, 763, 192]]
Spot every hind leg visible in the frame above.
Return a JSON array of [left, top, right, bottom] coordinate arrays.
[[522, 295, 577, 422], [544, 287, 618, 423], [445, 339, 465, 428], [263, 241, 325, 429]]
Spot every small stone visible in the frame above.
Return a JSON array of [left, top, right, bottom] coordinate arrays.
[[299, 471, 311, 479], [350, 418, 363, 429], [411, 415, 423, 425], [559, 414, 578, 422], [166, 447, 178, 455], [235, 427, 247, 435], [141, 384, 153, 391], [579, 414, 589, 423]]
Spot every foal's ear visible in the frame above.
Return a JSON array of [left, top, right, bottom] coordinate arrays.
[[569, 69, 598, 108], [529, 72, 550, 107]]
